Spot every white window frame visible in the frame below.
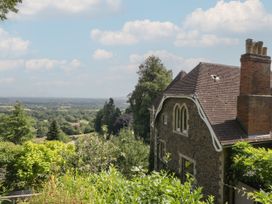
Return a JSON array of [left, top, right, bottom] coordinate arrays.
[[173, 103, 189, 136]]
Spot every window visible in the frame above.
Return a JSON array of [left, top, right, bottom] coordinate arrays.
[[158, 140, 166, 162], [162, 114, 168, 125], [179, 154, 195, 183], [173, 103, 189, 135]]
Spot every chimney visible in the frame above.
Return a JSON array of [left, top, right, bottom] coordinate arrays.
[[237, 39, 272, 135]]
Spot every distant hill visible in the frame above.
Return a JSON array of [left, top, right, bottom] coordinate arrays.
[[0, 97, 128, 110]]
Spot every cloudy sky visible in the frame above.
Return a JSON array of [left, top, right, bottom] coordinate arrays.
[[0, 0, 272, 98]]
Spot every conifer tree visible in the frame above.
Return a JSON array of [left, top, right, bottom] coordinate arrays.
[[0, 102, 35, 144], [47, 120, 62, 141]]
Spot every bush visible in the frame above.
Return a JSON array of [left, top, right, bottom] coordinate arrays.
[[24, 168, 214, 204], [112, 129, 149, 177], [248, 187, 272, 204], [74, 133, 119, 174], [4, 141, 75, 191], [231, 142, 272, 190], [0, 142, 22, 193]]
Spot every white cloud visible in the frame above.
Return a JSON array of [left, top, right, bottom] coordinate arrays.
[[106, 0, 122, 11], [91, 19, 179, 45], [129, 50, 209, 73], [184, 0, 272, 33], [25, 58, 64, 71], [0, 60, 24, 71], [10, 0, 122, 18], [0, 28, 29, 54], [93, 49, 113, 59], [61, 59, 81, 72], [175, 30, 239, 47], [0, 58, 81, 72], [0, 77, 15, 84], [25, 58, 81, 71]]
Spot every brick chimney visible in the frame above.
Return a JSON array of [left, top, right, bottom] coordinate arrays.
[[237, 39, 272, 135]]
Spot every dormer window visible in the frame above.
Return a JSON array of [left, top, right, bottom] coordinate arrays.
[[173, 103, 189, 135]]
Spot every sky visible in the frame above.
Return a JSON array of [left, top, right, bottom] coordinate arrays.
[[0, 0, 272, 98]]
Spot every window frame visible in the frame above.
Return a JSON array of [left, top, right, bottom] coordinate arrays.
[[173, 103, 189, 136], [178, 153, 196, 183], [158, 139, 166, 162]]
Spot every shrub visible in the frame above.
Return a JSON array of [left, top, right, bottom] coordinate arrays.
[[74, 133, 119, 174], [0, 142, 22, 193], [112, 129, 149, 177], [247, 187, 272, 204], [231, 142, 272, 190], [24, 168, 214, 204], [4, 141, 75, 191]]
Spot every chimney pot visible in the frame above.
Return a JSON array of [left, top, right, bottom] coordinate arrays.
[[257, 41, 263, 55], [246, 39, 253, 53], [262, 47, 267, 56]]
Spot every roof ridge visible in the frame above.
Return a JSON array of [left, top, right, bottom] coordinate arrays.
[[199, 62, 239, 69]]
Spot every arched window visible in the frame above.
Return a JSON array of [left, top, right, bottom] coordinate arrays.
[[173, 103, 189, 135]]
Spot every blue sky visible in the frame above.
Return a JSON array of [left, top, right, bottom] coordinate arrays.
[[0, 0, 272, 98]]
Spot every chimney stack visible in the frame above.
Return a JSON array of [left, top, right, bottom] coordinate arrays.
[[237, 39, 272, 135]]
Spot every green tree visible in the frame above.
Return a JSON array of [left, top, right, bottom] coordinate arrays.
[[0, 0, 22, 20], [128, 56, 172, 142], [0, 103, 35, 144], [93, 98, 121, 136], [47, 120, 65, 141]]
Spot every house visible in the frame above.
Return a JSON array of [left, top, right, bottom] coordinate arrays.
[[150, 39, 272, 204]]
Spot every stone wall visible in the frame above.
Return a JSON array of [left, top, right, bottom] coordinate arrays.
[[154, 98, 224, 203]]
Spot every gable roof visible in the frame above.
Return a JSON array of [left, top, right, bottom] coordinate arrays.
[[158, 62, 272, 144]]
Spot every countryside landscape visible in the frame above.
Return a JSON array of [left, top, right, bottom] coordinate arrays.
[[0, 0, 272, 204]]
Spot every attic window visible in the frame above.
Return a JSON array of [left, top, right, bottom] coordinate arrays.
[[211, 74, 220, 82]]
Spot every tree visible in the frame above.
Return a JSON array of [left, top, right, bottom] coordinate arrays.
[[47, 120, 63, 141], [128, 56, 172, 142], [0, 0, 22, 20], [93, 98, 121, 136], [0, 103, 35, 144]]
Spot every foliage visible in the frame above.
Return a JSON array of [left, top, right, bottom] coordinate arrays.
[[0, 103, 35, 144], [74, 133, 119, 174], [247, 187, 272, 204], [231, 142, 272, 190], [46, 120, 69, 142], [73, 130, 149, 177], [113, 113, 132, 135], [36, 121, 48, 138], [112, 129, 149, 177], [128, 56, 172, 142], [24, 167, 214, 204], [3, 141, 75, 191], [94, 98, 121, 136], [0, 0, 22, 20], [0, 142, 22, 192]]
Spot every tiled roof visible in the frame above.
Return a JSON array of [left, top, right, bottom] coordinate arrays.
[[160, 62, 271, 143]]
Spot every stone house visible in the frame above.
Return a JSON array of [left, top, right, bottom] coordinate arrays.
[[150, 39, 272, 204]]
